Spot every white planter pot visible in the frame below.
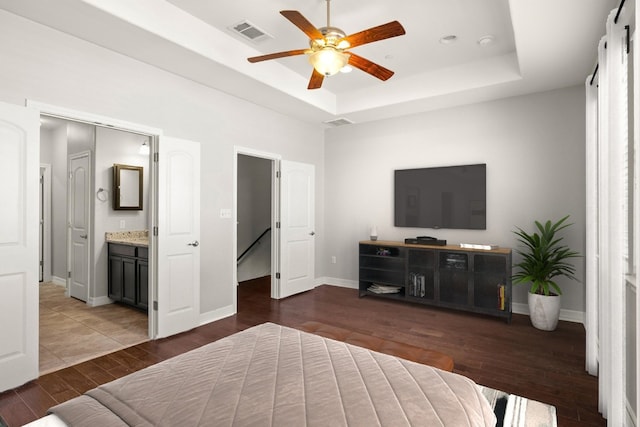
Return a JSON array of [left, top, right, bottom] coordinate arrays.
[[528, 292, 561, 331]]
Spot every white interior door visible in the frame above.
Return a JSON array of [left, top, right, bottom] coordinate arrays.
[[279, 160, 315, 298], [157, 136, 200, 338], [68, 152, 91, 302], [0, 101, 39, 392]]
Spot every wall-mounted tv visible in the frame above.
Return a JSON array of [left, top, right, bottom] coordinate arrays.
[[394, 163, 486, 230]]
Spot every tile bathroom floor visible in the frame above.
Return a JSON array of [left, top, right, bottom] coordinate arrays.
[[39, 282, 148, 375]]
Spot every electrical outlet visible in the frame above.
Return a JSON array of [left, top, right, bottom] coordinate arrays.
[[331, 256, 337, 264], [119, 220, 126, 229]]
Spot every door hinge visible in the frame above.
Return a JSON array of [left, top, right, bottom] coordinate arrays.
[[276, 222, 281, 229], [276, 272, 281, 279], [153, 152, 159, 163], [39, 176, 43, 184], [68, 172, 73, 179], [39, 261, 43, 266], [68, 271, 71, 278], [153, 226, 158, 236], [153, 301, 158, 311], [276, 171, 280, 178]]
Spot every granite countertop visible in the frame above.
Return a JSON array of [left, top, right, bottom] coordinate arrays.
[[105, 230, 149, 247]]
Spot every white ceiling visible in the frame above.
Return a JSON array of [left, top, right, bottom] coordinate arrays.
[[0, 0, 619, 126]]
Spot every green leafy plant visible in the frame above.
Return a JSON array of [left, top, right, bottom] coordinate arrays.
[[512, 215, 581, 296]]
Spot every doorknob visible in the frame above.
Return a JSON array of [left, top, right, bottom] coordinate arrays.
[[188, 240, 200, 247], [309, 231, 316, 236], [80, 234, 87, 239]]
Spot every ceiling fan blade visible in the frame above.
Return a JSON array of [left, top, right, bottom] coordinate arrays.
[[280, 10, 324, 40], [247, 49, 307, 63], [308, 68, 325, 90], [342, 21, 406, 49], [348, 53, 394, 81]]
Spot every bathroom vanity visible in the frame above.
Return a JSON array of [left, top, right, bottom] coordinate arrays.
[[106, 231, 148, 311]]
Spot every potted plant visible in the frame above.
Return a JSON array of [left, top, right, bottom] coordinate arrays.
[[512, 215, 580, 331]]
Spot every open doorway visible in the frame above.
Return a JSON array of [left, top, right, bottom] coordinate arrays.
[[236, 154, 275, 303], [38, 116, 151, 373]]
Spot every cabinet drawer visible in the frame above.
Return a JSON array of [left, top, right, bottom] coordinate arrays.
[[109, 243, 136, 257], [137, 247, 148, 260]]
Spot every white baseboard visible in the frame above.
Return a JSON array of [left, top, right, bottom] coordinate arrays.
[[316, 277, 358, 289], [513, 302, 585, 324], [88, 296, 114, 307], [50, 276, 66, 287], [199, 304, 235, 326]]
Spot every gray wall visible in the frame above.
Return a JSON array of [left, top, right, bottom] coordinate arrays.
[[2, 8, 588, 318], [322, 86, 586, 313], [0, 9, 324, 319]]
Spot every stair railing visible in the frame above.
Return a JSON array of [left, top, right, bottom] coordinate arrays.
[[237, 227, 272, 263]]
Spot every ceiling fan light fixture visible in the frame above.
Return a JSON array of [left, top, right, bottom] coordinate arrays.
[[309, 48, 349, 76]]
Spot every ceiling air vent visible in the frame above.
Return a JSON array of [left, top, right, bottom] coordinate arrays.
[[230, 20, 272, 43], [323, 118, 354, 127]]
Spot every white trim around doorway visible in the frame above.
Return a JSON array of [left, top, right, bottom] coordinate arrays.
[[27, 99, 162, 339], [40, 163, 52, 283], [233, 146, 281, 309]]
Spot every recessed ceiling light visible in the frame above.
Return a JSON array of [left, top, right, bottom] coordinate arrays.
[[439, 35, 458, 44], [477, 35, 495, 46]]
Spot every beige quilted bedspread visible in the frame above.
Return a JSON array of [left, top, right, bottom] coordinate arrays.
[[49, 322, 496, 426]]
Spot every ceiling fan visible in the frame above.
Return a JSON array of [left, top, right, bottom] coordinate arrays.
[[247, 0, 406, 90]]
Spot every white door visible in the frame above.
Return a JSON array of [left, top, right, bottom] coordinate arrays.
[[157, 136, 201, 338], [279, 160, 315, 298], [68, 152, 91, 302], [0, 101, 39, 392]]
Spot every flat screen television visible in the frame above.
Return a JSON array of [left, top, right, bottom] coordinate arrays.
[[394, 163, 486, 230]]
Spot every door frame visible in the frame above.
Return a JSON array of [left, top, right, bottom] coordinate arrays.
[[233, 147, 281, 306], [28, 100, 162, 338], [66, 150, 92, 301], [40, 163, 52, 283]]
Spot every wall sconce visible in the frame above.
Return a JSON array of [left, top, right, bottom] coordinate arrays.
[[139, 141, 150, 155]]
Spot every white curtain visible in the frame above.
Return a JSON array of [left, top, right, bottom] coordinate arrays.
[[585, 5, 633, 425]]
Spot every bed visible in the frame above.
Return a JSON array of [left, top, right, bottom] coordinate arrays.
[[31, 322, 496, 426]]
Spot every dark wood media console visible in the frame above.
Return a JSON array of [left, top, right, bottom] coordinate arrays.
[[359, 240, 512, 322]]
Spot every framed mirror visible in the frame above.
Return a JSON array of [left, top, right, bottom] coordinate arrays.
[[113, 164, 143, 210]]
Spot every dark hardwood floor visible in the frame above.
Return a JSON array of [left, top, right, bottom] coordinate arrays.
[[0, 278, 603, 426]]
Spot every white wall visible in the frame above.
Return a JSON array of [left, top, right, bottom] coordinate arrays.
[[93, 127, 150, 300], [323, 86, 586, 313], [0, 10, 324, 318]]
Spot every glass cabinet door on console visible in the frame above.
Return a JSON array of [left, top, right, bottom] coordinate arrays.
[[407, 250, 435, 300], [438, 252, 469, 306]]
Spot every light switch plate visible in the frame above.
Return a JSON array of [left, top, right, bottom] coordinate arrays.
[[220, 208, 232, 219]]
